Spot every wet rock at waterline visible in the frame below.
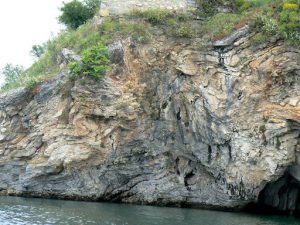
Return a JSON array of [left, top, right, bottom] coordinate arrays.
[[0, 31, 299, 215]]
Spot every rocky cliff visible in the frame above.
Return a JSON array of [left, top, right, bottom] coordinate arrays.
[[0, 20, 299, 214]]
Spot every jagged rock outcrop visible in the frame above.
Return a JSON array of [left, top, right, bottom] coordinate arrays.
[[0, 29, 299, 213]]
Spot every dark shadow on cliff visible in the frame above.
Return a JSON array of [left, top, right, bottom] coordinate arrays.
[[245, 172, 300, 217]]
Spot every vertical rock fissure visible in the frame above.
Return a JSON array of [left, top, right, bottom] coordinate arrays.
[[63, 80, 75, 124], [208, 145, 212, 164], [176, 107, 186, 144], [228, 142, 232, 161], [215, 47, 237, 116]]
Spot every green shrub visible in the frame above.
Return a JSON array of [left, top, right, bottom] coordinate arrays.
[[250, 0, 300, 45], [279, 9, 300, 44], [283, 3, 299, 10], [235, 0, 273, 12], [1, 16, 153, 93], [69, 61, 82, 80], [58, 0, 100, 29], [253, 15, 278, 35], [69, 43, 110, 80]]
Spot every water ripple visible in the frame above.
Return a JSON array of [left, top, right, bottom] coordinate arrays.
[[0, 197, 299, 225]]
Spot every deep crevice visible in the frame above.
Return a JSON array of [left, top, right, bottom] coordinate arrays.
[[176, 108, 182, 121], [184, 170, 195, 191], [208, 145, 212, 163]]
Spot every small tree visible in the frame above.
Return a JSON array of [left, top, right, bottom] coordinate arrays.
[[69, 43, 110, 80], [31, 44, 45, 59], [1, 63, 24, 84], [58, 0, 101, 30]]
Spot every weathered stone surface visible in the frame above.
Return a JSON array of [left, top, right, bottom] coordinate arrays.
[[57, 48, 81, 66], [213, 26, 249, 47], [0, 29, 299, 214], [100, 0, 196, 14], [175, 50, 200, 76]]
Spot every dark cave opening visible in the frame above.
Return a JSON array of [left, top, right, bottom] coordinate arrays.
[[245, 119, 300, 217], [245, 172, 300, 217]]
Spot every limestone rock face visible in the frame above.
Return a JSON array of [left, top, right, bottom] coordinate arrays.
[[0, 33, 299, 213]]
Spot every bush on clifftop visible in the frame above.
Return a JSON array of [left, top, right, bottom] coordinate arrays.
[[59, 0, 100, 29], [250, 0, 300, 45]]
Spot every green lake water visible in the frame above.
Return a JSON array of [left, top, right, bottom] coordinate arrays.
[[0, 196, 299, 225]]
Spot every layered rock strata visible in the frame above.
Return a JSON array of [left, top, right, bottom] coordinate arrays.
[[0, 29, 299, 213]]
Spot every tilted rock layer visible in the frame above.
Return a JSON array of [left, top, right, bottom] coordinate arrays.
[[0, 30, 299, 212]]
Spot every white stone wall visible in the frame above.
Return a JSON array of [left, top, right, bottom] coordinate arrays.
[[101, 0, 196, 14]]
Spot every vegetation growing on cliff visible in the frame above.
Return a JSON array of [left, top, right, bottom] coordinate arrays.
[[59, 0, 101, 29], [0, 17, 151, 93], [30, 44, 45, 59], [1, 0, 299, 93], [69, 43, 110, 81], [129, 0, 300, 44], [130, 10, 196, 38], [249, 0, 300, 45], [193, 0, 300, 45]]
